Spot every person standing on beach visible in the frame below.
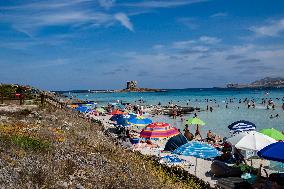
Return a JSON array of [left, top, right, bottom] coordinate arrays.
[[282, 103, 284, 111], [183, 125, 193, 141], [195, 124, 202, 139]]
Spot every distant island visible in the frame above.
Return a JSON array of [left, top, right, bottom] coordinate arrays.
[[55, 81, 167, 94], [227, 77, 284, 88], [118, 81, 167, 92]]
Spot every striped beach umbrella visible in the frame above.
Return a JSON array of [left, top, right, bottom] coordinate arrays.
[[228, 120, 256, 134], [140, 122, 179, 139], [173, 141, 220, 159], [128, 116, 152, 127]]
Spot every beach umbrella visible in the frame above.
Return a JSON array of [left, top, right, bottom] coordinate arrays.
[[257, 142, 284, 163], [96, 107, 106, 113], [164, 133, 188, 152], [260, 128, 284, 141], [227, 131, 276, 151], [70, 104, 79, 109], [128, 116, 152, 127], [111, 110, 125, 115], [173, 141, 220, 159], [140, 122, 179, 139], [75, 106, 91, 113], [228, 120, 256, 134], [110, 114, 136, 121], [186, 117, 205, 126], [110, 114, 137, 126]]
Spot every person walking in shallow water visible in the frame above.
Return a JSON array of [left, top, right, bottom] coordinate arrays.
[[172, 108, 177, 119]]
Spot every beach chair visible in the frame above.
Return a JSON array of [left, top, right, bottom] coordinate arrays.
[[211, 160, 242, 178], [217, 177, 251, 189]]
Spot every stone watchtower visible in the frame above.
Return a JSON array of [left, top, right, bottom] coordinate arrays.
[[126, 81, 137, 90]]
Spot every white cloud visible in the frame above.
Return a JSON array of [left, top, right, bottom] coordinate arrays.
[[199, 36, 221, 44], [210, 12, 227, 18], [250, 18, 284, 37], [98, 0, 116, 9], [114, 13, 134, 31], [121, 0, 207, 8], [152, 44, 164, 50], [172, 36, 220, 49], [173, 40, 195, 49], [177, 17, 199, 29], [0, 1, 136, 35]]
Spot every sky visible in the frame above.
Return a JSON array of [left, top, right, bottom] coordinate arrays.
[[1, 0, 284, 90]]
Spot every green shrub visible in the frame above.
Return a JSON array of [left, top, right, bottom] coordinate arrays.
[[1, 135, 51, 151]]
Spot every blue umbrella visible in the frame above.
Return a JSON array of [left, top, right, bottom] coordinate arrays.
[[228, 120, 256, 134], [110, 114, 137, 126], [161, 155, 184, 164], [257, 142, 284, 163], [164, 134, 188, 152], [76, 106, 91, 113], [128, 116, 152, 127], [173, 141, 220, 159], [110, 114, 136, 121]]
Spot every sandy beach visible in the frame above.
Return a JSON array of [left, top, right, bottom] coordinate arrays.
[[91, 114, 277, 188]]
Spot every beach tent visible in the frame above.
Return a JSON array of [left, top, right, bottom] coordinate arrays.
[[164, 134, 188, 152], [173, 141, 220, 159], [140, 122, 179, 139], [227, 131, 276, 151], [260, 128, 284, 141], [128, 116, 152, 127], [228, 120, 256, 134], [257, 142, 284, 163]]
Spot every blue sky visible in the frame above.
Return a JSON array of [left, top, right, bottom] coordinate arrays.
[[1, 0, 284, 90]]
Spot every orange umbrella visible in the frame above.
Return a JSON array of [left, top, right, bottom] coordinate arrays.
[[111, 110, 125, 115]]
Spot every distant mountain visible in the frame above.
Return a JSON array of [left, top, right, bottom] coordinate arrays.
[[250, 77, 284, 87], [227, 77, 284, 88]]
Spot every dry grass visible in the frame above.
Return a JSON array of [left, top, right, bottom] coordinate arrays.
[[0, 104, 208, 189]]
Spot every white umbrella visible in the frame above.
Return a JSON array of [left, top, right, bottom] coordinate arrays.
[[227, 131, 276, 151]]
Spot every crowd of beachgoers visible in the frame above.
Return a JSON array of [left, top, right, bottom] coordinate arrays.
[[66, 96, 284, 188]]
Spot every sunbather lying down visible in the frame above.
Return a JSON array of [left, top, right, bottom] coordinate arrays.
[[133, 140, 159, 149]]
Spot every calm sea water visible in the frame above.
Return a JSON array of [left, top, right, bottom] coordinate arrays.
[[66, 88, 284, 137]]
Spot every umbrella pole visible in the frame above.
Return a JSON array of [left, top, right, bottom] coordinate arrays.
[[195, 157, 197, 176], [250, 159, 253, 173]]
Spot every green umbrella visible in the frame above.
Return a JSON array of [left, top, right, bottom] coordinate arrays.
[[260, 128, 284, 141], [96, 107, 106, 113], [186, 117, 205, 126]]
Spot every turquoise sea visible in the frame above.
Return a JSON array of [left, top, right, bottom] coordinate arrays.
[[66, 88, 284, 137]]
